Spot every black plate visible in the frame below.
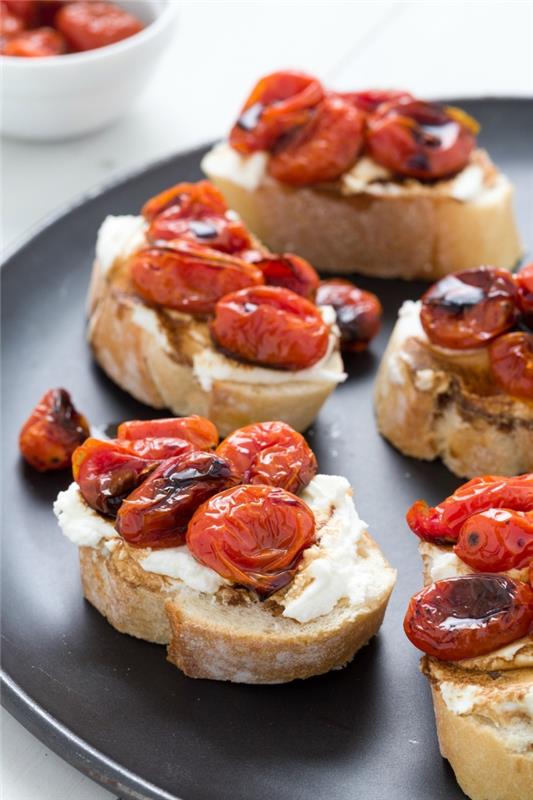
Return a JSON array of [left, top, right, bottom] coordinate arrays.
[[2, 99, 532, 800]]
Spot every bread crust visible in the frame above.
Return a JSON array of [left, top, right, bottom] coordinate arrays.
[[204, 151, 522, 281]]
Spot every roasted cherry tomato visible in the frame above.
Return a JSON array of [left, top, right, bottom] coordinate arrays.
[[216, 421, 317, 494], [255, 254, 319, 299], [367, 99, 478, 180], [19, 388, 89, 471], [454, 508, 533, 572], [315, 279, 382, 352], [211, 285, 330, 370], [229, 70, 324, 154], [56, 1, 142, 51], [404, 574, 533, 661], [115, 451, 236, 549], [117, 416, 218, 451], [2, 25, 66, 55], [489, 332, 533, 401], [515, 263, 533, 327], [406, 474, 533, 544], [420, 267, 519, 350], [73, 438, 156, 516], [187, 484, 316, 596], [130, 241, 264, 315], [0, 1, 25, 36], [268, 95, 365, 186], [4, 0, 37, 25], [339, 89, 413, 113], [148, 213, 252, 255], [116, 437, 196, 461], [142, 181, 228, 222]]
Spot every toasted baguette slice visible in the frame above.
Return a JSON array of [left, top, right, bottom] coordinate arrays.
[[203, 146, 522, 281], [374, 300, 533, 478]]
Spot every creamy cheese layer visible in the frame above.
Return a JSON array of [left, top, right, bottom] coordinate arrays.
[[96, 215, 147, 274]]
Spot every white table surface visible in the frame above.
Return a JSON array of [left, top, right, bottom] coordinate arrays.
[[1, 1, 532, 797]]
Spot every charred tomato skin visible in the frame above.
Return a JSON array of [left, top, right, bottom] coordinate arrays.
[[315, 279, 382, 352], [19, 388, 89, 471], [454, 508, 533, 572], [489, 332, 533, 401]]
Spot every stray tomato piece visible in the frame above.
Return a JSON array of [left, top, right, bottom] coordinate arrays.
[[56, 1, 142, 52], [187, 484, 316, 596], [142, 180, 228, 223], [73, 438, 156, 516], [489, 332, 533, 400], [229, 70, 324, 154], [420, 267, 519, 350], [315, 279, 382, 352], [367, 99, 477, 179], [404, 574, 533, 661], [217, 421, 317, 494], [406, 474, 533, 544], [515, 263, 533, 326], [130, 241, 264, 315], [256, 254, 319, 299], [454, 508, 533, 572], [339, 89, 413, 114], [115, 451, 236, 549], [2, 25, 66, 56], [19, 388, 89, 472], [0, 2, 24, 36], [117, 416, 218, 450], [211, 285, 330, 370], [269, 95, 365, 186]]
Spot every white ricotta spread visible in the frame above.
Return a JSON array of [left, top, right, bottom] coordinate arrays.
[[96, 215, 147, 274], [139, 548, 227, 594], [54, 482, 118, 548], [419, 541, 473, 582], [201, 143, 269, 192]]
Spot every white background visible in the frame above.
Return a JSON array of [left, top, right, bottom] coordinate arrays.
[[2, 1, 533, 798]]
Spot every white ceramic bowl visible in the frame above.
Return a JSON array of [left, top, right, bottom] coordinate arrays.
[[1, 1, 177, 141]]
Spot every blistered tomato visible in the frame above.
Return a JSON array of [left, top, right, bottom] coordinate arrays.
[[55, 1, 142, 51], [117, 417, 218, 450], [211, 285, 330, 370], [268, 95, 365, 186], [116, 437, 196, 461], [454, 508, 533, 572], [420, 267, 519, 350], [515, 263, 533, 326], [217, 421, 317, 494], [148, 214, 252, 255], [142, 181, 228, 222], [255, 254, 319, 299], [229, 70, 324, 154], [489, 332, 533, 400], [19, 388, 89, 471], [367, 99, 478, 179], [130, 241, 264, 315], [315, 279, 382, 352], [339, 89, 413, 113], [2, 26, 66, 55], [115, 451, 236, 549], [404, 574, 533, 661], [187, 484, 316, 595]]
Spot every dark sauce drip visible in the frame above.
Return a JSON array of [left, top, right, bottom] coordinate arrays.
[[188, 220, 218, 239], [237, 102, 264, 132]]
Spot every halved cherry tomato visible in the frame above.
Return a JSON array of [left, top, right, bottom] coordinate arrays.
[[211, 285, 330, 370], [130, 241, 264, 315], [454, 508, 533, 572], [187, 484, 316, 596], [73, 438, 156, 516], [142, 180, 228, 223], [115, 451, 236, 549], [148, 214, 252, 255], [0, 1, 24, 36], [367, 99, 478, 179], [216, 421, 317, 494], [2, 26, 66, 55], [515, 263, 533, 326], [19, 388, 89, 471], [404, 574, 533, 661], [117, 416, 218, 450], [55, 1, 142, 52], [489, 332, 533, 400], [315, 279, 382, 352], [406, 474, 533, 544], [255, 254, 319, 299], [229, 70, 324, 154], [420, 267, 519, 350], [268, 95, 365, 185], [339, 89, 413, 113]]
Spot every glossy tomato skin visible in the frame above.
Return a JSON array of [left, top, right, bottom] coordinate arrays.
[[149, 214, 251, 255], [4, 0, 37, 24], [406, 474, 533, 544], [420, 267, 519, 350], [515, 263, 533, 327], [315, 279, 382, 352], [404, 574, 533, 661], [117, 416, 218, 450], [367, 99, 477, 179], [0, 1, 25, 36], [217, 421, 317, 494], [255, 254, 319, 299], [454, 508, 533, 572], [19, 388, 89, 471], [115, 451, 236, 549], [142, 181, 228, 222], [55, 1, 142, 52], [211, 285, 330, 370], [130, 241, 264, 315], [187, 484, 316, 596], [2, 25, 66, 55], [117, 437, 196, 461], [229, 71, 324, 154], [339, 89, 413, 114], [489, 332, 533, 400], [268, 95, 365, 186]]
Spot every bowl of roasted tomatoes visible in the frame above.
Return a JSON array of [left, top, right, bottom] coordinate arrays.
[[1, 0, 177, 140]]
